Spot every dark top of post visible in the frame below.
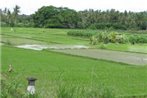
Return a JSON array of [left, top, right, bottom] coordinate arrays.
[[27, 77, 37, 86]]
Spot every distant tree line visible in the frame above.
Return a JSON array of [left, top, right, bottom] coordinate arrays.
[[0, 5, 33, 27], [1, 5, 147, 30]]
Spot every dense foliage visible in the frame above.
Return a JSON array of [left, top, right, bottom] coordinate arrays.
[[78, 9, 147, 30], [92, 32, 147, 44], [1, 5, 147, 30], [67, 30, 147, 44], [129, 34, 147, 44], [32, 6, 147, 30], [32, 6, 80, 28]]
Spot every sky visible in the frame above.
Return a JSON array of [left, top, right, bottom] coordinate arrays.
[[0, 0, 147, 15]]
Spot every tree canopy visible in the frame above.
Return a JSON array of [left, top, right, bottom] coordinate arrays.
[[1, 5, 147, 30], [32, 6, 147, 30], [32, 6, 80, 28]]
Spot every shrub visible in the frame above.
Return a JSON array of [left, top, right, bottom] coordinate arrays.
[[90, 36, 98, 45], [99, 43, 106, 49], [95, 32, 109, 43], [90, 31, 127, 45], [108, 32, 117, 43], [129, 35, 147, 44]]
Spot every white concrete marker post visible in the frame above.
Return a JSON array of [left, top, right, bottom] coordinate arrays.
[[27, 77, 37, 95]]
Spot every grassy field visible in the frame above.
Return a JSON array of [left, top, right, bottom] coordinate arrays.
[[96, 43, 147, 53], [1, 27, 147, 53], [1, 27, 88, 45], [1, 27, 147, 97], [1, 46, 147, 97]]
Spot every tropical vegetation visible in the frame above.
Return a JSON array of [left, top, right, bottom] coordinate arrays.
[[1, 5, 147, 30]]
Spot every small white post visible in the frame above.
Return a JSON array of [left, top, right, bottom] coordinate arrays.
[[27, 77, 37, 95]]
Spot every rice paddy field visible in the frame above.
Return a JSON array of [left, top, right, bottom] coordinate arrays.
[[1, 27, 147, 53], [1, 27, 147, 98], [96, 43, 147, 54], [1, 27, 88, 45]]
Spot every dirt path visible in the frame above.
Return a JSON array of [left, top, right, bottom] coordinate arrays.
[[52, 49, 147, 65]]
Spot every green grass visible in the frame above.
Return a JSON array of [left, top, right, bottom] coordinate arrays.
[[1, 27, 147, 97], [1, 27, 88, 45], [1, 46, 147, 97], [1, 27, 147, 54], [96, 43, 147, 53]]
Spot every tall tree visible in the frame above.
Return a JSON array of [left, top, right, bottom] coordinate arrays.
[[13, 5, 20, 25], [32, 6, 79, 28]]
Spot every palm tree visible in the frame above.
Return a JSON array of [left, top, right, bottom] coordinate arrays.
[[13, 5, 20, 25], [7, 9, 11, 25]]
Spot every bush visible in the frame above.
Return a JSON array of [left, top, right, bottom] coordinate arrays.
[[90, 36, 98, 45], [108, 32, 118, 43], [90, 31, 127, 45], [129, 35, 147, 44], [99, 43, 106, 49]]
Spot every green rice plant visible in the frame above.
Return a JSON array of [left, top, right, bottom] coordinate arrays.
[[55, 83, 77, 98], [54, 82, 116, 98], [2, 46, 147, 97], [67, 30, 97, 37], [98, 87, 116, 98], [1, 73, 40, 98], [1, 74, 24, 98]]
